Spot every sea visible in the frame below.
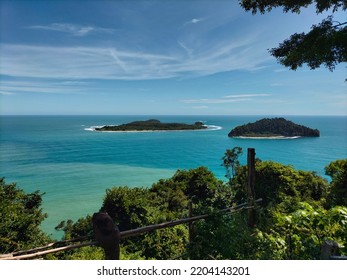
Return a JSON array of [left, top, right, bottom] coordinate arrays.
[[1, 115, 346, 238]]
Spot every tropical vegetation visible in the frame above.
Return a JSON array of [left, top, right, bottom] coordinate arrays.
[[1, 148, 346, 260], [0, 178, 51, 254]]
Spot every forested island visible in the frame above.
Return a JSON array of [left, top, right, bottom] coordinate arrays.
[[94, 119, 207, 132], [228, 117, 320, 138]]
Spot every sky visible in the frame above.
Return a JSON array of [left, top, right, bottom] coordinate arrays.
[[0, 0, 346, 115]]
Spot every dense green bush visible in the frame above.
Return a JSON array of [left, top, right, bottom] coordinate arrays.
[[190, 150, 346, 260], [96, 167, 233, 259], [0, 178, 51, 253], [325, 159, 347, 207]]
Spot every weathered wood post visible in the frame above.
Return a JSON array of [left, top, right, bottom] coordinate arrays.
[[92, 212, 120, 260], [247, 148, 256, 228], [320, 240, 339, 260]]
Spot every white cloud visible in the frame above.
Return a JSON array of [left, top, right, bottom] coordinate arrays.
[[224, 94, 271, 98], [182, 17, 209, 27], [180, 98, 251, 104], [27, 23, 114, 37], [0, 80, 91, 95], [191, 18, 202, 24], [192, 106, 209, 109], [180, 93, 271, 104], [0, 31, 270, 81], [0, 91, 15, 95], [189, 17, 209, 24]]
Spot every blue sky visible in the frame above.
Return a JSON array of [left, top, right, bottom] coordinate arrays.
[[0, 0, 346, 115]]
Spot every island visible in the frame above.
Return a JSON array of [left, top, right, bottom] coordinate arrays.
[[228, 117, 320, 138], [94, 119, 208, 132]]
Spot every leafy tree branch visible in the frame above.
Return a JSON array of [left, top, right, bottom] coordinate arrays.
[[239, 0, 347, 72]]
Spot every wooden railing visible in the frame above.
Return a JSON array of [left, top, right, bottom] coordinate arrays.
[[0, 148, 262, 260], [0, 199, 261, 260]]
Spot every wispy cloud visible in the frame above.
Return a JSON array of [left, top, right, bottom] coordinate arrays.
[[0, 91, 15, 95], [180, 98, 252, 104], [192, 105, 209, 109], [27, 23, 114, 37], [180, 94, 271, 104], [224, 94, 271, 98], [177, 40, 193, 57], [0, 80, 92, 95], [109, 49, 128, 72], [0, 30, 269, 81], [270, 83, 284, 87], [273, 68, 288, 73], [0, 44, 176, 80]]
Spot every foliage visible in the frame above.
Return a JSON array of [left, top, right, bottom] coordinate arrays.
[[270, 16, 347, 71], [55, 167, 233, 260], [55, 215, 93, 239], [228, 158, 345, 259], [6, 153, 344, 260], [189, 212, 249, 259], [325, 159, 347, 207], [239, 0, 347, 72], [101, 187, 158, 231], [137, 225, 188, 260], [45, 246, 105, 260], [239, 0, 346, 14], [101, 167, 233, 259], [228, 159, 329, 210], [151, 167, 234, 214], [99, 186, 189, 260], [188, 202, 347, 260], [253, 161, 328, 207], [191, 153, 346, 260], [0, 178, 51, 253], [265, 203, 347, 259], [221, 147, 243, 180]]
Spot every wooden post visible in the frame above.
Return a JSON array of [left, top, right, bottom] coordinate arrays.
[[247, 148, 256, 228], [320, 240, 339, 260], [92, 212, 120, 260]]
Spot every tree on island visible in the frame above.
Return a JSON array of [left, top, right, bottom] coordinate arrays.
[[239, 0, 347, 72], [228, 117, 320, 137], [95, 119, 207, 132]]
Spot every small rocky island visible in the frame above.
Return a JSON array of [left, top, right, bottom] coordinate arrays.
[[95, 119, 208, 132], [228, 118, 320, 138]]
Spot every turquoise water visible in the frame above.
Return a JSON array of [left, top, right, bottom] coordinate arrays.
[[1, 115, 346, 237]]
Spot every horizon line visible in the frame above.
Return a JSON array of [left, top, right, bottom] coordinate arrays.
[[1, 114, 346, 117]]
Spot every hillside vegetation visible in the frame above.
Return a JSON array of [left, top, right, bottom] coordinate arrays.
[[1, 148, 346, 260]]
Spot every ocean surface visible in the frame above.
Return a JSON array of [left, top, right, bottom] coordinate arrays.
[[1, 115, 346, 237]]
